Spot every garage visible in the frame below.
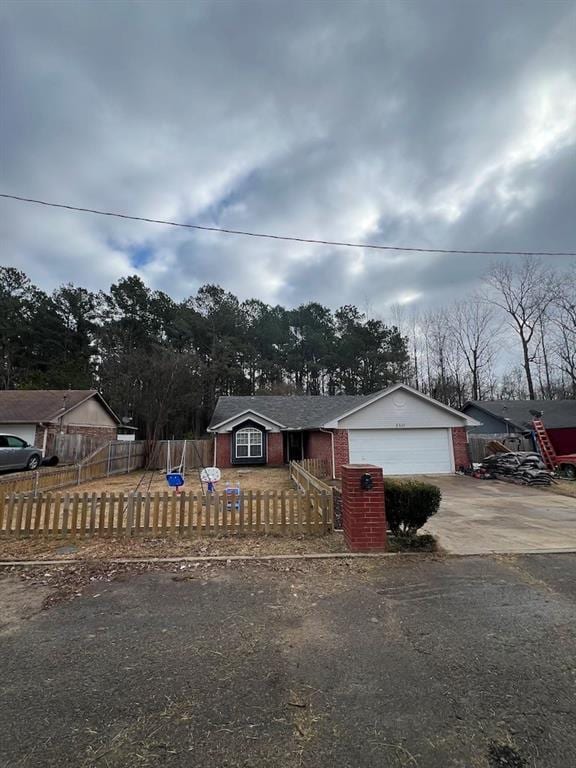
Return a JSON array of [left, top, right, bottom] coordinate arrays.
[[349, 428, 453, 475]]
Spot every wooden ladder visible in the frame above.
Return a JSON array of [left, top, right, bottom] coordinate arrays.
[[532, 419, 556, 470]]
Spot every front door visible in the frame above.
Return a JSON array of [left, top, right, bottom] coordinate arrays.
[[285, 431, 304, 462]]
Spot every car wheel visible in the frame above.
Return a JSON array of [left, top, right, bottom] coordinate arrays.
[[26, 454, 41, 471], [560, 463, 576, 480]]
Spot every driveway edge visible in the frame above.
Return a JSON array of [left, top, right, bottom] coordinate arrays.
[[1, 548, 576, 567]]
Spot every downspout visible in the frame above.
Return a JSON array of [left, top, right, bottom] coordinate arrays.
[[213, 433, 217, 467], [40, 423, 48, 457], [319, 428, 336, 480]]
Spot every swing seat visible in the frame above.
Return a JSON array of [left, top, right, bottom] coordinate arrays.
[[166, 472, 185, 488]]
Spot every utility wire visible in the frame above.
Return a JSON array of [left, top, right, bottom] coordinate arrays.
[[1, 192, 575, 257]]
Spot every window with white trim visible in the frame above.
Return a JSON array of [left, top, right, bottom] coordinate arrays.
[[235, 427, 263, 458]]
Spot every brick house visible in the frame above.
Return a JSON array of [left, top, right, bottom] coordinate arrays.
[[0, 390, 120, 456], [208, 383, 479, 478]]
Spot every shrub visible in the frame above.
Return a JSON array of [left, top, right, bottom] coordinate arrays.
[[385, 479, 441, 535]]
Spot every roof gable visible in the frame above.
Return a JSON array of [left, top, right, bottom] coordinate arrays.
[[210, 409, 286, 431], [326, 384, 478, 428], [0, 390, 120, 425], [463, 400, 576, 430]]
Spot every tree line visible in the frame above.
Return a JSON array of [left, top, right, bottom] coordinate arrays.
[[1, 257, 573, 439], [0, 268, 410, 439]]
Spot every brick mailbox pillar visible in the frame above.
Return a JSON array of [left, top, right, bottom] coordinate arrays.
[[341, 464, 387, 552]]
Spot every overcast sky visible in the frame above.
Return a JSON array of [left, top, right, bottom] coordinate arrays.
[[1, 0, 575, 313]]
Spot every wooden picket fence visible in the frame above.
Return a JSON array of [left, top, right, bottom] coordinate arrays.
[[0, 489, 332, 539], [296, 458, 331, 479], [0, 440, 147, 497], [290, 460, 333, 494], [152, 439, 213, 471]]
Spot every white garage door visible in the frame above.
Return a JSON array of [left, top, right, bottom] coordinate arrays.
[[0, 423, 36, 445], [348, 428, 453, 475]]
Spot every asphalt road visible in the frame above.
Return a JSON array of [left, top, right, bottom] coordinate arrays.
[[1, 554, 576, 768]]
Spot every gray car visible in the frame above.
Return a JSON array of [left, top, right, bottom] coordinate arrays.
[[0, 434, 43, 471]]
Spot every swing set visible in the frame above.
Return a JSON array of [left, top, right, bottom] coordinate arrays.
[[165, 439, 187, 491], [165, 439, 222, 494]]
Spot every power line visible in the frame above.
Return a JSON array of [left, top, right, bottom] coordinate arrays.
[[1, 192, 575, 257]]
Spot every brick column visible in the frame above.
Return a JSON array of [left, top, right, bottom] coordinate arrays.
[[451, 427, 471, 471], [341, 464, 387, 552]]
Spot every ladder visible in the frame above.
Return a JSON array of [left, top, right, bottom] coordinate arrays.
[[532, 419, 556, 471]]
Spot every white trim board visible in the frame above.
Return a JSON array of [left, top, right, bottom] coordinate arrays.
[[323, 384, 480, 428], [208, 409, 286, 433]]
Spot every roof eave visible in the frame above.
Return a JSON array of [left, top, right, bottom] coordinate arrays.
[[321, 383, 477, 426], [46, 391, 121, 425], [208, 408, 287, 432], [462, 401, 525, 430]]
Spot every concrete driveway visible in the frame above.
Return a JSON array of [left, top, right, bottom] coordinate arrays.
[[423, 475, 576, 554]]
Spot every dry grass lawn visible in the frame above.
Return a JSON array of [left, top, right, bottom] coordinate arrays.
[[73, 466, 293, 496], [0, 531, 346, 562]]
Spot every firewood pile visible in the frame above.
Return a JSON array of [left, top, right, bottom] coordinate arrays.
[[473, 452, 553, 486]]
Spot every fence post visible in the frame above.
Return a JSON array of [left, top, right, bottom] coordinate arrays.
[[341, 464, 387, 552], [127, 441, 131, 473], [33, 471, 39, 499]]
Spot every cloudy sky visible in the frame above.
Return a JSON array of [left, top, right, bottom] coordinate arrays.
[[1, 0, 575, 313]]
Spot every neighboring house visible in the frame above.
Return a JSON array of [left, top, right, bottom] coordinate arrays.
[[0, 390, 120, 455], [208, 383, 479, 477], [462, 399, 576, 454]]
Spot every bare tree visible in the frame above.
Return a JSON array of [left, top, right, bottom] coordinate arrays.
[[422, 309, 467, 406], [551, 266, 576, 396], [483, 258, 556, 400], [448, 298, 500, 400]]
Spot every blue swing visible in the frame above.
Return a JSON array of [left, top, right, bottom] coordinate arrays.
[[166, 441, 186, 489], [166, 472, 184, 488]]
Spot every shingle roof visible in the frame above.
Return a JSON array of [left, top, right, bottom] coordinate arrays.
[[464, 400, 576, 430], [209, 394, 375, 430], [0, 390, 119, 424]]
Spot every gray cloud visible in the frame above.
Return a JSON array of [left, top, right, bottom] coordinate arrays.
[[1, 0, 575, 314]]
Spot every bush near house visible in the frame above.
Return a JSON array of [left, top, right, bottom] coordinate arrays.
[[385, 479, 441, 536]]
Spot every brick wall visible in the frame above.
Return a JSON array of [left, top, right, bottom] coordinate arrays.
[[306, 429, 350, 478], [333, 429, 350, 478], [306, 431, 332, 470], [341, 464, 387, 552], [34, 423, 117, 454], [267, 432, 284, 466], [452, 426, 471, 470], [215, 433, 232, 468]]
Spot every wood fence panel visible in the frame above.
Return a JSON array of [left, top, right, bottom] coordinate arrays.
[[468, 434, 534, 463], [153, 439, 214, 471], [150, 492, 158, 535], [290, 461, 333, 495], [213, 494, 220, 535], [194, 494, 201, 536], [0, 488, 333, 540], [33, 492, 43, 536]]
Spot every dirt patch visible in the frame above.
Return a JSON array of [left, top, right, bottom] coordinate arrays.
[[0, 576, 49, 634], [547, 479, 576, 499], [4, 552, 398, 612], [0, 531, 346, 562], [72, 466, 293, 496], [388, 533, 438, 552]]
